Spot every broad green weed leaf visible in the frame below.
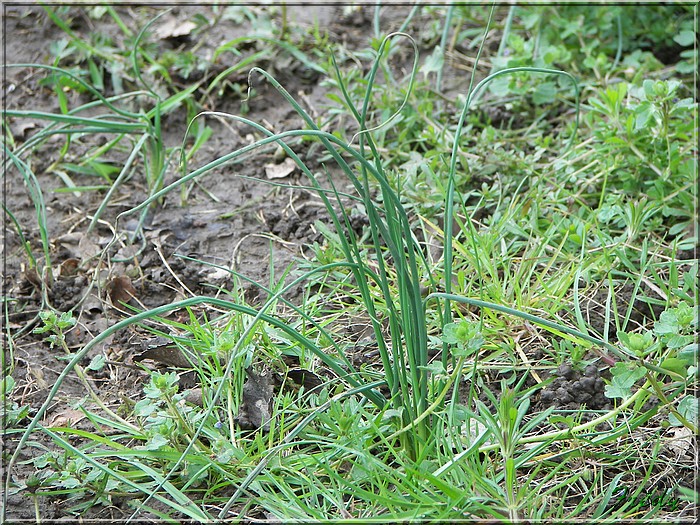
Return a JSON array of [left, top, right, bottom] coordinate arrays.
[[673, 30, 696, 47], [133, 398, 157, 417], [442, 321, 484, 356], [532, 81, 557, 104], [634, 101, 653, 130], [665, 334, 694, 350], [654, 309, 681, 335], [659, 357, 688, 377], [605, 362, 646, 399], [87, 354, 106, 371], [678, 343, 698, 364], [669, 396, 698, 427], [419, 362, 447, 376]]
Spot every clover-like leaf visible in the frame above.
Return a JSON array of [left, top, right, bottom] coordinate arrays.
[[605, 362, 646, 399]]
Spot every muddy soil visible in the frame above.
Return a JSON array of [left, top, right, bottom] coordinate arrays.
[[2, 4, 695, 522]]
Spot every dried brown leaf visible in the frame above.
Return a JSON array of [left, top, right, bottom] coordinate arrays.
[[155, 18, 197, 40], [665, 426, 693, 456], [236, 368, 273, 431], [184, 387, 203, 407], [133, 337, 193, 369], [60, 258, 80, 276], [264, 157, 296, 179], [286, 368, 324, 391], [78, 235, 101, 262], [107, 275, 137, 305], [44, 408, 85, 428], [23, 265, 42, 289]]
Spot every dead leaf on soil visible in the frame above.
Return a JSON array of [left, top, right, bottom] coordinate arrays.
[[44, 408, 86, 428], [285, 368, 324, 391], [133, 337, 193, 369], [184, 387, 203, 407], [204, 267, 231, 282], [10, 119, 37, 141], [665, 426, 694, 456], [154, 18, 197, 40], [236, 368, 273, 431], [57, 232, 82, 244], [59, 258, 80, 276], [264, 157, 296, 179], [77, 235, 101, 263], [114, 243, 142, 262], [107, 275, 137, 305], [83, 317, 113, 347], [82, 292, 104, 317], [22, 264, 43, 289], [28, 365, 49, 390]]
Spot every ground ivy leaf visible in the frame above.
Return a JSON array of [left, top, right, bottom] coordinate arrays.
[[533, 81, 557, 105], [678, 343, 698, 364], [669, 396, 699, 427], [673, 30, 696, 47], [604, 380, 632, 399], [441, 322, 462, 344], [420, 361, 446, 376], [86, 354, 106, 371], [133, 398, 157, 418], [605, 363, 646, 399], [665, 333, 694, 350], [654, 309, 680, 335], [144, 433, 169, 451]]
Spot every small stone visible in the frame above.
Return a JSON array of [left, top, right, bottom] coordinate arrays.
[[579, 376, 597, 392], [557, 363, 575, 380], [555, 387, 572, 404], [584, 364, 598, 377]]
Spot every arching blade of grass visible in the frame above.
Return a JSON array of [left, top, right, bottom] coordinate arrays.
[[4, 63, 146, 119], [1, 204, 37, 270]]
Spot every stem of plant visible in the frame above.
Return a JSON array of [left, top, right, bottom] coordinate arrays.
[[645, 372, 697, 433], [385, 355, 467, 442]]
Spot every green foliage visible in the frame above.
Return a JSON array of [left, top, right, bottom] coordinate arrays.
[[605, 300, 697, 429], [654, 302, 698, 379], [4, 3, 696, 522], [442, 320, 485, 357], [1, 376, 31, 429], [654, 302, 697, 345], [668, 396, 698, 428], [33, 311, 76, 349], [587, 79, 697, 232], [605, 362, 647, 399], [618, 330, 656, 357]]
